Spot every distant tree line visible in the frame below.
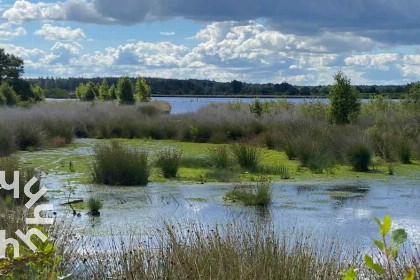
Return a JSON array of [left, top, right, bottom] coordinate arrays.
[[0, 49, 44, 106], [27, 76, 411, 99]]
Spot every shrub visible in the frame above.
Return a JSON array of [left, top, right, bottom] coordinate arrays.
[[87, 197, 103, 216], [224, 180, 272, 206], [92, 142, 150, 186], [15, 122, 46, 151], [156, 149, 182, 178], [0, 82, 20, 106], [398, 138, 412, 164], [41, 118, 75, 143], [231, 144, 262, 171], [0, 124, 16, 156], [207, 145, 230, 168], [347, 144, 371, 172]]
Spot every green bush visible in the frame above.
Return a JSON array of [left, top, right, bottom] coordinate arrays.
[[347, 144, 371, 172], [231, 144, 262, 171], [92, 142, 150, 185], [156, 149, 182, 178], [207, 145, 230, 168], [224, 180, 272, 206]]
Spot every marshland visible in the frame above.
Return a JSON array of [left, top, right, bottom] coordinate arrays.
[[0, 74, 419, 279], [0, 42, 420, 279]]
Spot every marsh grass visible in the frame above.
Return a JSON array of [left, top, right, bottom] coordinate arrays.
[[231, 144, 262, 171], [347, 143, 372, 172], [207, 145, 230, 168], [0, 157, 42, 204], [92, 141, 150, 185], [224, 180, 272, 206], [156, 149, 182, 178], [257, 164, 290, 179], [87, 197, 103, 216], [181, 156, 212, 168]]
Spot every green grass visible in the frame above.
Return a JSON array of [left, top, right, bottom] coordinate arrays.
[[224, 180, 272, 206], [16, 138, 420, 185]]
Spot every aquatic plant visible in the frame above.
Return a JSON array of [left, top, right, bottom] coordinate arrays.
[[156, 149, 182, 178], [92, 141, 150, 186], [87, 197, 103, 216], [224, 180, 272, 206]]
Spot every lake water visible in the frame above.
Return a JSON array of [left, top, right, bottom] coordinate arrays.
[[43, 170, 420, 248], [46, 97, 344, 114], [153, 96, 330, 114]]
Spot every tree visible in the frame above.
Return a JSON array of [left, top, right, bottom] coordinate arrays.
[[0, 48, 24, 83], [117, 76, 135, 104], [135, 76, 151, 102], [84, 82, 97, 101], [0, 82, 20, 106], [231, 80, 243, 94], [98, 79, 110, 100], [404, 82, 420, 112], [31, 84, 45, 102], [328, 71, 361, 124], [108, 84, 117, 100], [76, 83, 87, 100]]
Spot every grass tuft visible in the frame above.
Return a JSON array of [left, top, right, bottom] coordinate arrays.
[[156, 149, 182, 178], [92, 141, 150, 186], [224, 180, 272, 206]]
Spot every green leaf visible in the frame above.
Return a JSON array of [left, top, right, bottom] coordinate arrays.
[[381, 215, 392, 235], [391, 229, 407, 244], [343, 268, 357, 280], [364, 254, 385, 275], [387, 246, 399, 260], [403, 268, 415, 280], [373, 239, 384, 250], [373, 216, 382, 229]]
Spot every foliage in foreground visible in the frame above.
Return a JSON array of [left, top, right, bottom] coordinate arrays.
[[92, 141, 150, 186], [343, 215, 415, 280]]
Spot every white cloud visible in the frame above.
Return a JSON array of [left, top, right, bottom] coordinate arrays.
[[35, 24, 87, 41], [0, 23, 26, 40], [160, 31, 175, 36]]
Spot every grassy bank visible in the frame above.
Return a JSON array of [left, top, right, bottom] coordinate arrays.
[[17, 138, 420, 185]]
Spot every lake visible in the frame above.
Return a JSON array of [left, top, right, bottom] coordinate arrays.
[[47, 97, 374, 114]]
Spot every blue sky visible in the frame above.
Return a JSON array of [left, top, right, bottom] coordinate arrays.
[[0, 0, 419, 85]]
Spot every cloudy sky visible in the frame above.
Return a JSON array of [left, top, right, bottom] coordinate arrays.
[[0, 0, 419, 85]]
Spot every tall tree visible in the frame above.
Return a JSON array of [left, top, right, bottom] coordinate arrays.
[[84, 82, 97, 101], [98, 79, 110, 100], [108, 84, 117, 100], [135, 76, 151, 102], [117, 76, 135, 104], [405, 82, 420, 112], [328, 71, 361, 124], [0, 48, 24, 82], [31, 84, 45, 102]]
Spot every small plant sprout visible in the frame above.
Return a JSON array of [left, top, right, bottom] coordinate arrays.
[[343, 215, 415, 280]]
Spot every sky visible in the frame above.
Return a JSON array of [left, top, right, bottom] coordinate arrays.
[[0, 0, 419, 85]]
